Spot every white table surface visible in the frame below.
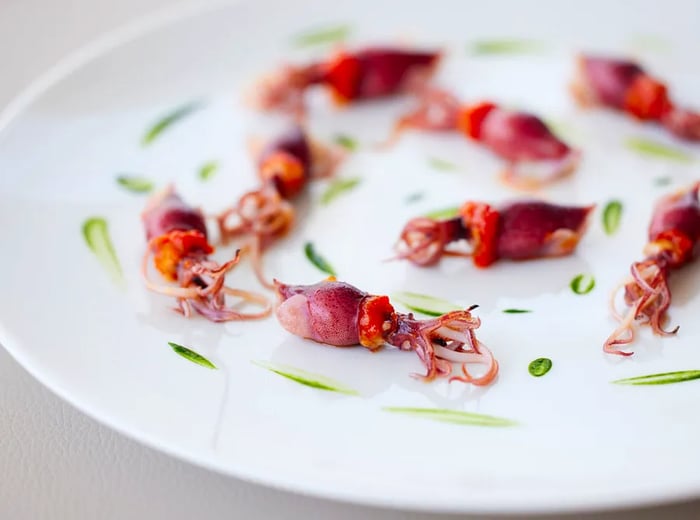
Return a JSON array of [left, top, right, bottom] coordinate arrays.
[[1, 1, 699, 518]]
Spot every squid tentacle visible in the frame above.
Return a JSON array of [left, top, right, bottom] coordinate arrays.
[[387, 310, 498, 385], [605, 259, 677, 355], [394, 217, 467, 266], [141, 245, 271, 321]]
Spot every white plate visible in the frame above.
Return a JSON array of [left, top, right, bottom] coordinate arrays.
[[2, 0, 700, 513]]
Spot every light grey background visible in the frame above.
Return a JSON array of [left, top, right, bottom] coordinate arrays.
[[1, 1, 699, 518]]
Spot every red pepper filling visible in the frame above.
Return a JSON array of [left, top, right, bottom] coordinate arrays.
[[647, 229, 694, 268], [259, 151, 307, 199], [150, 230, 213, 281], [623, 74, 673, 121], [457, 102, 497, 140], [358, 295, 397, 350], [460, 202, 501, 268], [323, 52, 362, 103]]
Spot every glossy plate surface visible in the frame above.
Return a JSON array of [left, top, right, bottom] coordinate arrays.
[[1, 0, 700, 513]]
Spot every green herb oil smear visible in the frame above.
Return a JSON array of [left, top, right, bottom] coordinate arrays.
[[624, 137, 694, 163], [392, 291, 461, 317], [424, 206, 460, 219], [428, 157, 458, 171], [292, 24, 351, 47], [198, 161, 219, 181], [116, 175, 154, 193], [383, 407, 517, 427], [528, 358, 552, 377], [168, 342, 217, 369], [334, 134, 357, 151], [142, 101, 204, 145], [612, 370, 700, 386], [253, 361, 359, 395], [570, 274, 595, 295], [304, 242, 337, 276], [82, 217, 124, 286], [602, 200, 623, 235], [320, 177, 361, 205], [469, 39, 545, 55]]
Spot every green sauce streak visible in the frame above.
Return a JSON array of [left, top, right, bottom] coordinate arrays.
[[116, 175, 154, 193], [612, 370, 700, 386], [320, 177, 361, 205], [383, 407, 517, 427], [168, 342, 217, 369], [627, 34, 671, 53], [405, 192, 425, 204], [654, 176, 672, 187], [142, 101, 204, 146], [292, 24, 351, 47], [602, 200, 623, 236], [424, 206, 460, 219], [392, 291, 462, 317], [528, 358, 553, 377], [428, 157, 458, 171], [82, 217, 124, 286], [253, 361, 359, 395], [469, 39, 545, 55], [570, 274, 595, 295], [625, 137, 694, 163], [503, 308, 532, 314], [304, 242, 337, 276], [544, 119, 579, 141], [198, 161, 219, 181], [334, 134, 357, 151]]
